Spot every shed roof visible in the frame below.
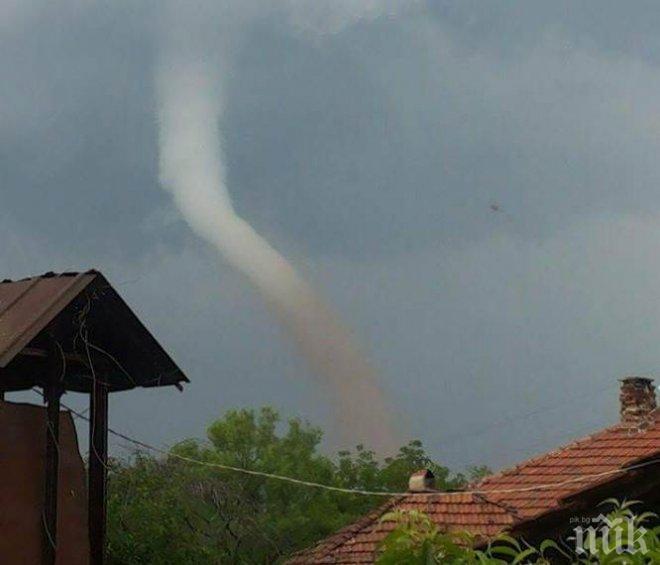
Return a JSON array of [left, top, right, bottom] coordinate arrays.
[[0, 271, 188, 393]]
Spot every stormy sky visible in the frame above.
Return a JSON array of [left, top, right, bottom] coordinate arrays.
[[3, 1, 660, 471]]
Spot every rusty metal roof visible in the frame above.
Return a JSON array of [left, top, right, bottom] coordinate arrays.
[[0, 271, 189, 393], [0, 272, 95, 368]]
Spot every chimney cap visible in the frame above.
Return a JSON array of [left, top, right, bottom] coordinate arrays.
[[619, 376, 654, 384], [408, 469, 436, 492]]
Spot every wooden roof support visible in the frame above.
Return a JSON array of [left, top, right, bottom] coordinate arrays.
[[0, 272, 190, 562], [88, 378, 108, 565], [19, 347, 86, 364], [42, 379, 63, 564]]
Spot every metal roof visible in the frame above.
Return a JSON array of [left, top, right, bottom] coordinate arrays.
[[0, 272, 95, 368], [0, 271, 189, 393]]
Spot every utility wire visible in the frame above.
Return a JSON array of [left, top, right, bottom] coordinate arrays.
[[46, 393, 659, 498], [25, 319, 658, 499]]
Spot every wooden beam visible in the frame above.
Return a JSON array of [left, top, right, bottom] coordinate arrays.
[[88, 378, 108, 565], [42, 382, 62, 565], [19, 346, 86, 364]]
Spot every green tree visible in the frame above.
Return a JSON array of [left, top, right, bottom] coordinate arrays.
[[336, 439, 468, 494], [107, 406, 466, 564], [107, 454, 214, 564]]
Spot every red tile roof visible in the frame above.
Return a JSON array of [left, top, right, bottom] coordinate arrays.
[[476, 410, 660, 519], [289, 493, 517, 564], [289, 410, 659, 564]]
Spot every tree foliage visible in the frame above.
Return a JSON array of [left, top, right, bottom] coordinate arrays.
[[571, 499, 660, 564], [377, 501, 660, 564], [107, 406, 470, 564]]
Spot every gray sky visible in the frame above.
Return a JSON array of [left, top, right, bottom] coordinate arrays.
[[3, 1, 660, 471]]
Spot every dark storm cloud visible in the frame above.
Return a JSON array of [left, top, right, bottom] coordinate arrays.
[[3, 1, 660, 468], [5, 1, 660, 258]]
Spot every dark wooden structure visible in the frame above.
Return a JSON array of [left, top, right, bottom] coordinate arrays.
[[0, 271, 189, 564]]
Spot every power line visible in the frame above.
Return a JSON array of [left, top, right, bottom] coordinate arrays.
[[47, 392, 658, 498], [24, 334, 657, 500]]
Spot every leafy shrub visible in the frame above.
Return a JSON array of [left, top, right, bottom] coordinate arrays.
[[377, 500, 659, 564]]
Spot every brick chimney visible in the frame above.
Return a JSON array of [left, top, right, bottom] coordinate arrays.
[[619, 377, 657, 426]]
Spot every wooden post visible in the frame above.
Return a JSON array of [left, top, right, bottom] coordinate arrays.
[[43, 382, 62, 565], [88, 379, 108, 565]]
